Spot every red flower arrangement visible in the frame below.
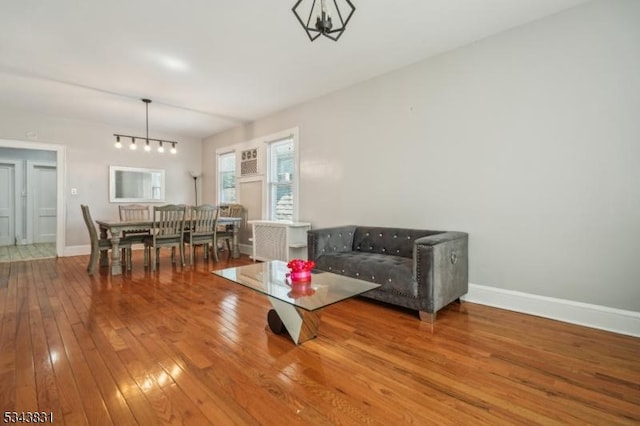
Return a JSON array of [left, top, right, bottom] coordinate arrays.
[[286, 259, 316, 272], [286, 259, 316, 283]]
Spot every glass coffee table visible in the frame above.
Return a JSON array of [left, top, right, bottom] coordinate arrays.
[[212, 260, 380, 345]]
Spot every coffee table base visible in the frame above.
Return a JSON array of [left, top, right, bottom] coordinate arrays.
[[267, 297, 322, 345]]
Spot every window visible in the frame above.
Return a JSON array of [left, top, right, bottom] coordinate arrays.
[[268, 137, 295, 221], [218, 152, 236, 203]]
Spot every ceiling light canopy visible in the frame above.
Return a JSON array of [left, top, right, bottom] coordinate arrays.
[[293, 0, 355, 42], [114, 98, 178, 154]]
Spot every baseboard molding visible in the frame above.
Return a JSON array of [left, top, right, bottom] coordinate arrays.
[[64, 245, 89, 257], [463, 283, 640, 338], [239, 243, 252, 256], [63, 244, 147, 257]]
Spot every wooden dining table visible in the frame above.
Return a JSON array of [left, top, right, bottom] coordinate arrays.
[[96, 217, 242, 275]]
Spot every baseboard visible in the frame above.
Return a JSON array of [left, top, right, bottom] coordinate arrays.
[[63, 244, 147, 257], [64, 245, 89, 257], [463, 283, 640, 338]]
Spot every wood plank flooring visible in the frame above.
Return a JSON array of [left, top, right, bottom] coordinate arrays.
[[0, 252, 639, 425]]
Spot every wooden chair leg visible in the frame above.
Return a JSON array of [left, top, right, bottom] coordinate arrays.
[[213, 239, 220, 262], [151, 247, 157, 271], [88, 247, 100, 275], [225, 238, 232, 258]]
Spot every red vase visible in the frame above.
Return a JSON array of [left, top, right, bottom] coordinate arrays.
[[290, 270, 311, 282]]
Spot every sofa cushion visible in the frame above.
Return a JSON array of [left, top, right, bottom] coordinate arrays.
[[315, 251, 417, 298]]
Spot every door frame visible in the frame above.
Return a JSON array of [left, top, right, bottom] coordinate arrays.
[[0, 159, 22, 246], [0, 139, 66, 256]]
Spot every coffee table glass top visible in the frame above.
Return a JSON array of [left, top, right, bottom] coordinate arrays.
[[212, 260, 380, 311]]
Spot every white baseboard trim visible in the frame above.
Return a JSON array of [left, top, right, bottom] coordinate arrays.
[[463, 283, 640, 338], [63, 244, 147, 257], [64, 245, 89, 257]]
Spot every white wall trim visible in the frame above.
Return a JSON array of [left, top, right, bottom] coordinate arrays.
[[239, 243, 252, 256], [64, 245, 90, 257], [0, 158, 22, 245], [64, 244, 147, 257], [463, 283, 640, 338]]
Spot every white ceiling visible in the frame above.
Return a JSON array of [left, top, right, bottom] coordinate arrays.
[[0, 0, 591, 139]]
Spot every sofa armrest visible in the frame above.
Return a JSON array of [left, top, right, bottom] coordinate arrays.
[[307, 226, 358, 262], [414, 232, 469, 313]]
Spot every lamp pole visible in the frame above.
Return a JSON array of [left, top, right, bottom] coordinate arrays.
[[190, 171, 201, 205], [193, 176, 198, 205]]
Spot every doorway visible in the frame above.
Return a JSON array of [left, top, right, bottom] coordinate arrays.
[[0, 139, 65, 261]]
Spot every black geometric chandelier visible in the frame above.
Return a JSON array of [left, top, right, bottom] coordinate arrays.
[[114, 98, 178, 154], [292, 0, 355, 42]]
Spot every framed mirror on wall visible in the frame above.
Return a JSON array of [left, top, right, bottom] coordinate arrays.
[[109, 166, 165, 203]]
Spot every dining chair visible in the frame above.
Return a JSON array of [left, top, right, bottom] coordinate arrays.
[[119, 204, 150, 221], [144, 204, 187, 271], [81, 204, 131, 275], [184, 204, 217, 265], [118, 204, 151, 262], [214, 203, 243, 261]]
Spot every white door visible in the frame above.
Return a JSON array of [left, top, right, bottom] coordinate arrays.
[[0, 162, 15, 246], [32, 164, 57, 243]]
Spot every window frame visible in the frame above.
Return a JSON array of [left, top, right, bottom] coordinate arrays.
[[265, 128, 299, 222], [217, 150, 237, 204]]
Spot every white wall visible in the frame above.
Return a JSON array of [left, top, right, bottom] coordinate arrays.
[[203, 0, 640, 312], [0, 109, 202, 250]]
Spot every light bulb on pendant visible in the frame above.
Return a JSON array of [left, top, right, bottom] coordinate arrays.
[[130, 137, 137, 150], [115, 135, 122, 149], [144, 139, 151, 152], [158, 141, 164, 153], [170, 142, 177, 154]]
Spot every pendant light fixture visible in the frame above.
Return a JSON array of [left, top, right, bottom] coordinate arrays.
[[292, 0, 355, 42], [114, 98, 178, 154]]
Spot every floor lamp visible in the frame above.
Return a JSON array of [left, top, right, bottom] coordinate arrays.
[[190, 171, 202, 205]]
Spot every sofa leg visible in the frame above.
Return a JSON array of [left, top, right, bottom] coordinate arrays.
[[419, 311, 436, 323]]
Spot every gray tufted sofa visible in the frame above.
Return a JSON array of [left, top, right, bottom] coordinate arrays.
[[307, 226, 468, 322]]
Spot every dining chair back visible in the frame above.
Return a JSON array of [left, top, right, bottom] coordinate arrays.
[[184, 204, 218, 265], [81, 204, 131, 275], [214, 204, 242, 261], [218, 203, 243, 219], [117, 204, 152, 266], [145, 204, 187, 271], [118, 204, 150, 221]]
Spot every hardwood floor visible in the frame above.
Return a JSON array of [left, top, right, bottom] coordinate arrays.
[[1, 252, 638, 425]]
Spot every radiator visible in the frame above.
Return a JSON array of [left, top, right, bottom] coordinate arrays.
[[253, 223, 287, 261], [249, 220, 312, 262]]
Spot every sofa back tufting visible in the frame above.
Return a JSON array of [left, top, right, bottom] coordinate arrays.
[[352, 227, 442, 259]]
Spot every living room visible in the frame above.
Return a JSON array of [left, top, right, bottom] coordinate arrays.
[[0, 1, 638, 424], [201, 0, 639, 337]]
